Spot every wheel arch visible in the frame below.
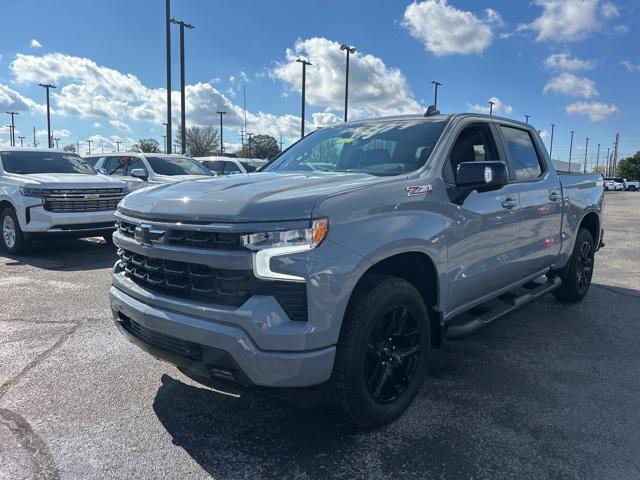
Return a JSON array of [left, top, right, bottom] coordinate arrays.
[[579, 211, 600, 245]]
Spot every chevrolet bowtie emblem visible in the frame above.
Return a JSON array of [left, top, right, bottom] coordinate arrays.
[[134, 224, 165, 245], [84, 194, 100, 200]]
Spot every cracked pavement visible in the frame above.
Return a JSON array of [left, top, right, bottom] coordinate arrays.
[[1, 192, 639, 479]]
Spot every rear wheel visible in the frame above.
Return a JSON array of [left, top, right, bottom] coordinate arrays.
[[629, 185, 637, 191], [552, 229, 595, 302], [329, 275, 430, 428], [1, 207, 28, 254]]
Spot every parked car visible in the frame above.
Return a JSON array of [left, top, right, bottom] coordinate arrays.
[[0, 148, 127, 253], [198, 156, 268, 175], [622, 179, 640, 191], [110, 113, 604, 428], [603, 178, 624, 191], [85, 153, 212, 190]]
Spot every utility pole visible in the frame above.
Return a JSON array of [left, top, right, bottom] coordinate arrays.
[[33, 126, 37, 147], [296, 58, 312, 137], [216, 111, 227, 155], [239, 128, 245, 156], [87, 139, 93, 154], [54, 137, 60, 149], [243, 84, 247, 141], [4, 126, 11, 145], [165, 0, 172, 155], [431, 81, 442, 109], [549, 123, 556, 159], [6, 112, 18, 146], [612, 133, 620, 176], [162, 135, 167, 154], [38, 83, 56, 147], [18, 136, 25, 147], [115, 140, 122, 152], [595, 143, 601, 172], [568, 130, 575, 172], [162, 123, 168, 153], [279, 132, 283, 152], [583, 137, 589, 173], [170, 18, 194, 154], [340, 44, 356, 122], [247, 133, 253, 157], [76, 140, 80, 153], [488, 100, 495, 116], [524, 114, 530, 124], [605, 147, 611, 176]]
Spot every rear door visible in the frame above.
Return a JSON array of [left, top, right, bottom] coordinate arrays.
[[496, 124, 562, 276]]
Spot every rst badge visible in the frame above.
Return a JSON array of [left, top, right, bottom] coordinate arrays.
[[406, 184, 433, 196]]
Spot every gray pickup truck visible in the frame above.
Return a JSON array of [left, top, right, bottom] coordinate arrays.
[[110, 112, 604, 427]]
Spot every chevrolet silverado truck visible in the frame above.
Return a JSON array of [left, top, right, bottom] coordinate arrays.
[[0, 148, 127, 253], [110, 112, 604, 428]]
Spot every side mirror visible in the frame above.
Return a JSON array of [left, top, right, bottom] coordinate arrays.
[[97, 167, 108, 175], [456, 161, 508, 191], [130, 168, 148, 180]]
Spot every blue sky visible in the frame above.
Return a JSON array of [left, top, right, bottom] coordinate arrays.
[[0, 0, 638, 168]]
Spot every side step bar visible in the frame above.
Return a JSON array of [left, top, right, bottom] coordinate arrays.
[[445, 276, 562, 340]]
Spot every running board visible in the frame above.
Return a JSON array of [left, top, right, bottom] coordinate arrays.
[[445, 276, 562, 340]]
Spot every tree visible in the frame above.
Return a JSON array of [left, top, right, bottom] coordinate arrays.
[[176, 124, 219, 157], [238, 134, 281, 159], [62, 144, 76, 153], [592, 165, 605, 175], [131, 138, 161, 153], [616, 151, 640, 180]]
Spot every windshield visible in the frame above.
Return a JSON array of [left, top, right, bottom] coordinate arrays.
[[1, 151, 97, 175], [265, 119, 447, 176], [146, 156, 211, 176]]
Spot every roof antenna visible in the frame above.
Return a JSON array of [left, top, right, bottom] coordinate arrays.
[[424, 104, 440, 117]]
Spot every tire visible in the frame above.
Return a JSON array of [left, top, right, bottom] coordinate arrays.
[[329, 274, 430, 428], [628, 185, 637, 191], [102, 232, 114, 245], [552, 229, 595, 302], [1, 207, 28, 254]]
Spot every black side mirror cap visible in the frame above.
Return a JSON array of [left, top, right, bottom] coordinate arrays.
[[449, 161, 509, 204]]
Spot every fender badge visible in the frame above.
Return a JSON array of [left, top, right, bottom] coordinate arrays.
[[406, 184, 433, 196]]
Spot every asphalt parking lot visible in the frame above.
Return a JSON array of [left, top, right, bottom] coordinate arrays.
[[1, 192, 639, 480]]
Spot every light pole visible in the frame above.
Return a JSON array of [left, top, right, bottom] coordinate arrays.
[[296, 58, 312, 137], [488, 100, 495, 116], [165, 0, 172, 156], [115, 140, 122, 152], [247, 133, 253, 157], [583, 137, 589, 174], [431, 81, 442, 109], [18, 136, 25, 147], [170, 18, 194, 154], [605, 147, 611, 176], [162, 122, 168, 153], [216, 111, 227, 155], [340, 44, 356, 122], [54, 137, 60, 149], [549, 123, 556, 159], [38, 83, 56, 148], [568, 130, 575, 172], [162, 135, 167, 154], [6, 112, 18, 146], [76, 140, 80, 153], [524, 114, 530, 124], [595, 143, 601, 172], [87, 139, 93, 154]]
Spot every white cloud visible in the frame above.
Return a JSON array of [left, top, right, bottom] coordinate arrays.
[[518, 0, 618, 42], [402, 0, 497, 56], [0, 83, 44, 113], [468, 97, 514, 115], [272, 37, 422, 119], [30, 39, 42, 48], [538, 129, 549, 141], [93, 121, 102, 128], [543, 73, 598, 98], [565, 101, 619, 121], [36, 128, 71, 138], [109, 119, 132, 133], [621, 60, 640, 72], [544, 52, 596, 71]]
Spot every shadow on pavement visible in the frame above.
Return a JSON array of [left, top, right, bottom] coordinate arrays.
[[1, 237, 118, 271]]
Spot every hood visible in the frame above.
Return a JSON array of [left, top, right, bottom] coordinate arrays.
[[120, 172, 382, 222], [152, 174, 211, 184], [8, 172, 125, 189]]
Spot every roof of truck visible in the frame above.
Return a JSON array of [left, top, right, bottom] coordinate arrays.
[[341, 112, 532, 129]]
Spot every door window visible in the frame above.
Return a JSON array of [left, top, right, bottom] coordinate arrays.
[[499, 126, 544, 181], [224, 161, 242, 174], [126, 158, 147, 176], [204, 160, 225, 174], [444, 123, 500, 184]]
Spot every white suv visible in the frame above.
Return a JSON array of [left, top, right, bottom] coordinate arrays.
[[0, 148, 127, 254], [85, 153, 212, 190], [197, 156, 268, 175]]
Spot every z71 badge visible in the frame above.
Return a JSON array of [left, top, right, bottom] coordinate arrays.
[[406, 184, 433, 196]]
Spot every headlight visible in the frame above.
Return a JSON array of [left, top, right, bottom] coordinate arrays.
[[19, 186, 44, 197], [242, 218, 329, 282]]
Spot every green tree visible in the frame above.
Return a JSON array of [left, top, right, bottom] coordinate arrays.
[[238, 134, 281, 159], [131, 138, 161, 153], [62, 144, 76, 153], [616, 151, 640, 180], [592, 165, 605, 175], [176, 124, 220, 157]]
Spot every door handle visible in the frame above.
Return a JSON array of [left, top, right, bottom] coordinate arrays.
[[501, 198, 518, 209], [549, 191, 562, 202]]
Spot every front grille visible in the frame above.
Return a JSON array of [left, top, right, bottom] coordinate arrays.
[[117, 248, 307, 320], [45, 198, 121, 212], [117, 219, 241, 250]]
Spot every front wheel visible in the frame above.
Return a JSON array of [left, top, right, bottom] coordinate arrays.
[[1, 207, 28, 254], [552, 229, 595, 302], [329, 274, 430, 428], [628, 185, 637, 191]]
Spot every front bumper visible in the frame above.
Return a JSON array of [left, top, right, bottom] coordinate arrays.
[[110, 286, 336, 388], [19, 201, 117, 234]]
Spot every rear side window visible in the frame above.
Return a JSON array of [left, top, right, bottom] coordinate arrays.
[[224, 161, 242, 174], [500, 126, 544, 181]]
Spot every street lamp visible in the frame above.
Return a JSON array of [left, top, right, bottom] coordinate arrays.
[[246, 132, 253, 157], [296, 58, 312, 137], [170, 18, 194, 154], [18, 136, 25, 147], [430, 81, 442, 109], [595, 143, 601, 172], [488, 100, 495, 116], [87, 139, 93, 154], [4, 125, 12, 145], [568, 130, 575, 173], [340, 44, 356, 122], [38, 83, 56, 148], [6, 112, 18, 146], [524, 114, 530, 124], [583, 137, 589, 174], [549, 123, 556, 159], [115, 140, 122, 152], [54, 137, 60, 149], [216, 111, 227, 155]]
